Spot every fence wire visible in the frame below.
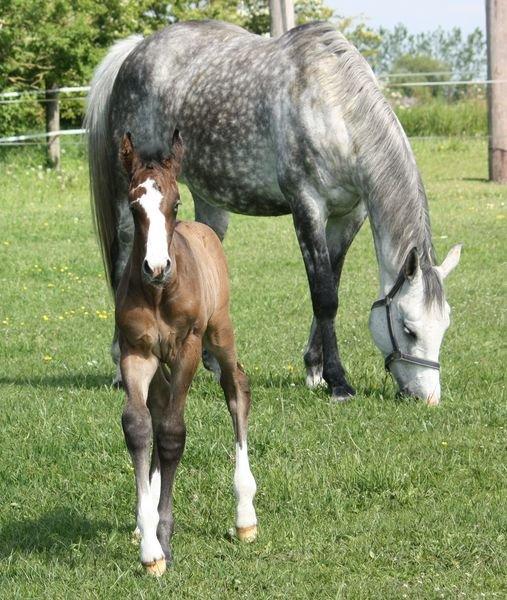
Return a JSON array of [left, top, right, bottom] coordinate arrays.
[[0, 78, 503, 147]]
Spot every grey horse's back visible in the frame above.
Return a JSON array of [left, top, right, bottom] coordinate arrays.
[[109, 21, 375, 215]]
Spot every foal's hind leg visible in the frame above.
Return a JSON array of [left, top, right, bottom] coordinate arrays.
[[193, 192, 230, 379], [205, 316, 257, 541], [304, 208, 366, 390]]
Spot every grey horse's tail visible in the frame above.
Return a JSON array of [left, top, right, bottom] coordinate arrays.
[[84, 35, 143, 288]]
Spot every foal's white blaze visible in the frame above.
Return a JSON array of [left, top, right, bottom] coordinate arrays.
[[234, 441, 257, 529], [137, 485, 164, 564], [134, 178, 169, 272]]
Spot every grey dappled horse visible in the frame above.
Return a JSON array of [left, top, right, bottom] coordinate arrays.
[[85, 20, 461, 403]]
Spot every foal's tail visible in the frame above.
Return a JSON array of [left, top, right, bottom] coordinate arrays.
[[84, 35, 143, 288]]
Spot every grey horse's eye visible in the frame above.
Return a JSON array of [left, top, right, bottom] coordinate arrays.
[[403, 325, 417, 339]]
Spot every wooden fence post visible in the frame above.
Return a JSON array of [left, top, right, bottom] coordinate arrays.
[[45, 83, 60, 169], [269, 0, 295, 38], [486, 0, 507, 183]]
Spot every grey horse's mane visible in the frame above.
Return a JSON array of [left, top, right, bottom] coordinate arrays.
[[283, 22, 444, 307]]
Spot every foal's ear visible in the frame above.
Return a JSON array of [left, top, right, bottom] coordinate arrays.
[[436, 244, 462, 279], [403, 247, 421, 282], [163, 129, 184, 177], [120, 132, 136, 178]]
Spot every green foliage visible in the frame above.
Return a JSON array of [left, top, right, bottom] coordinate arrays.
[[0, 96, 43, 137], [335, 16, 382, 62], [395, 99, 487, 137], [0, 139, 505, 596], [390, 54, 452, 99], [0, 1, 169, 89], [376, 24, 486, 79]]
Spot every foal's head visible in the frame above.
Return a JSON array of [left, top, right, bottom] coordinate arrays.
[[120, 130, 183, 286]]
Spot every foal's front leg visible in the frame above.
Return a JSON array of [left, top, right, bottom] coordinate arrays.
[[120, 350, 166, 575], [154, 336, 201, 563]]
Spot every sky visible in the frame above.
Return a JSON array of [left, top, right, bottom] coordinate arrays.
[[328, 0, 486, 34]]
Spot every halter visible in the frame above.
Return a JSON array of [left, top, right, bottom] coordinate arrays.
[[371, 271, 440, 372]]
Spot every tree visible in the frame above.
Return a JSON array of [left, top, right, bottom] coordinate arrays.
[[375, 24, 487, 79], [390, 54, 452, 99], [335, 16, 382, 63], [0, 0, 169, 164]]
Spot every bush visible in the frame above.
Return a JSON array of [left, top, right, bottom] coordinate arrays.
[[395, 99, 487, 137], [0, 95, 44, 137]]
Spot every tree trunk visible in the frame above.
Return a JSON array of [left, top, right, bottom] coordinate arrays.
[[269, 0, 295, 38], [45, 83, 60, 170], [487, 0, 507, 182]]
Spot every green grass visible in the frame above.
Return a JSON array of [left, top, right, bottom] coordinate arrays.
[[0, 139, 505, 598], [395, 100, 487, 137]]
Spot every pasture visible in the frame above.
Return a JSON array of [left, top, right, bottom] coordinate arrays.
[[0, 138, 505, 598]]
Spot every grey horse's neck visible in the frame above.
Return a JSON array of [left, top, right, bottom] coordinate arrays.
[[361, 126, 436, 294]]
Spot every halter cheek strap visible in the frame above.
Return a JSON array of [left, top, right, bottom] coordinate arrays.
[[371, 271, 440, 372]]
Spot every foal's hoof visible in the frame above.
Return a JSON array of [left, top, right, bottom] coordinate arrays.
[[236, 524, 257, 542], [143, 558, 166, 577], [330, 383, 356, 403]]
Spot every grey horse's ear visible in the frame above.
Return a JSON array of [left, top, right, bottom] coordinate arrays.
[[436, 244, 462, 279], [164, 129, 184, 177], [403, 247, 420, 281], [120, 132, 136, 178]]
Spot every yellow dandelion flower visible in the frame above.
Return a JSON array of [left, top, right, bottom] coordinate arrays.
[[42, 315, 49, 321], [43, 355, 53, 362]]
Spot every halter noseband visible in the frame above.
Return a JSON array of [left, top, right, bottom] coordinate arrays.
[[371, 271, 440, 372]]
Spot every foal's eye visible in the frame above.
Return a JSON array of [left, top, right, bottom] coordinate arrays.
[[173, 200, 181, 213], [403, 325, 417, 339]]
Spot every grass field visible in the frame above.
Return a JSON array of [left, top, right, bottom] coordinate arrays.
[[0, 139, 505, 598]]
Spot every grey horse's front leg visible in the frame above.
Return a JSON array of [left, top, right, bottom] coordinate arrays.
[[290, 193, 356, 401], [192, 192, 230, 379], [304, 208, 366, 389]]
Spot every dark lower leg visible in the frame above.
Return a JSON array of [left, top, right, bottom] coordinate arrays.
[[155, 417, 186, 561], [122, 401, 165, 567]]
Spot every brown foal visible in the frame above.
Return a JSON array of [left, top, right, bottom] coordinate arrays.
[[116, 131, 257, 576]]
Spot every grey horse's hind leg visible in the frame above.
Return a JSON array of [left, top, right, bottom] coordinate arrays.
[[193, 193, 230, 379], [304, 206, 367, 390], [111, 199, 135, 387]]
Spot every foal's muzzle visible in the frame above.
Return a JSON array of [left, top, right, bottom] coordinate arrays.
[[142, 258, 171, 285]]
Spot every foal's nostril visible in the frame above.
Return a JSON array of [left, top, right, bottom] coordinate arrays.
[[164, 259, 171, 273], [142, 260, 153, 276]]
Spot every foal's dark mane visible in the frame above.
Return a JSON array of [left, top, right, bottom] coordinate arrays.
[[136, 142, 168, 166]]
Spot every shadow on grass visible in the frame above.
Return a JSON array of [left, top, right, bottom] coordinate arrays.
[[0, 506, 110, 558], [0, 372, 116, 390]]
